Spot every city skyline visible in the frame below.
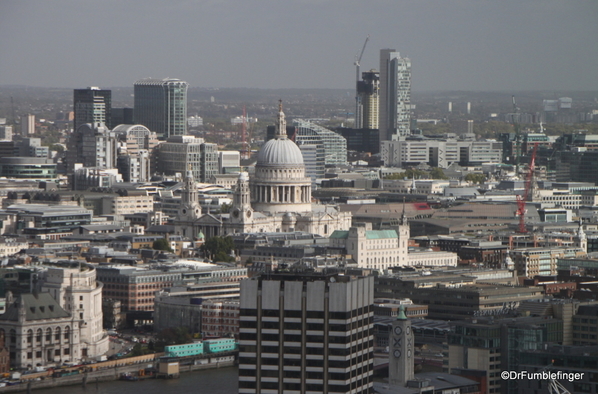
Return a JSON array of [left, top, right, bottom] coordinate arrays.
[[1, 0, 597, 92]]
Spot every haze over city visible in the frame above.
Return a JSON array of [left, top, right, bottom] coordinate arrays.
[[1, 0, 597, 91]]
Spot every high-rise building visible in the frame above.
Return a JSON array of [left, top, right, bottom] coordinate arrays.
[[157, 135, 218, 182], [20, 114, 35, 136], [0, 125, 12, 141], [134, 78, 188, 138], [379, 49, 411, 142], [66, 122, 117, 173], [73, 87, 112, 132], [238, 272, 374, 394], [292, 120, 347, 166], [111, 107, 134, 127], [356, 70, 380, 130]]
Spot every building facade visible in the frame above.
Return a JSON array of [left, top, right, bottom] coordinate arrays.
[[157, 135, 218, 183], [238, 272, 374, 394], [66, 122, 117, 173], [292, 120, 347, 166], [356, 70, 380, 130], [0, 293, 82, 368], [41, 263, 109, 358], [134, 78, 188, 138], [73, 87, 111, 132], [329, 221, 409, 271], [379, 49, 411, 142]]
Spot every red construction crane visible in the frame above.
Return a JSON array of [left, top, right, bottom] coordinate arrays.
[[515, 142, 538, 233], [241, 105, 249, 160]]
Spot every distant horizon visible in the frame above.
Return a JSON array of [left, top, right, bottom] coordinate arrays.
[[2, 85, 597, 95]]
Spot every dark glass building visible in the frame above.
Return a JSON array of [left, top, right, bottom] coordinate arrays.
[[134, 78, 188, 139], [73, 87, 112, 131]]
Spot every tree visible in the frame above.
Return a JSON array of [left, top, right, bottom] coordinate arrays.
[[465, 173, 486, 184], [152, 238, 173, 253], [200, 235, 235, 262], [219, 202, 232, 213], [429, 167, 448, 180], [154, 327, 193, 352], [49, 143, 64, 153], [383, 168, 429, 180]]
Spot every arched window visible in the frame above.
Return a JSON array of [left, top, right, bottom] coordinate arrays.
[[64, 326, 70, 342], [55, 327, 61, 342], [46, 328, 52, 343], [36, 329, 42, 343], [27, 329, 33, 345]]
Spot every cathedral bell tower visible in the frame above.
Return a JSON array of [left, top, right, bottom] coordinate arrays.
[[177, 165, 201, 225], [577, 218, 587, 253], [231, 172, 253, 225]]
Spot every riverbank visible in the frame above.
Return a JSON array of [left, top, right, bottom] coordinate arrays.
[[0, 359, 235, 393]]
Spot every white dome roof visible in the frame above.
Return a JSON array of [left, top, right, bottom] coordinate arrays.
[[256, 138, 304, 167]]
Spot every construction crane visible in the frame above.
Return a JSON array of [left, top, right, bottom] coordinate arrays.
[[512, 95, 522, 173], [354, 35, 370, 128], [240, 105, 249, 160], [11, 97, 16, 126], [515, 142, 538, 233]]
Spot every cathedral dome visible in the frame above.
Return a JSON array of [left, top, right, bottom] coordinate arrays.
[[256, 138, 304, 167]]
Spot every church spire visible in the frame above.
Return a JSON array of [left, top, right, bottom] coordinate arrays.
[[182, 163, 198, 206], [275, 100, 287, 139]]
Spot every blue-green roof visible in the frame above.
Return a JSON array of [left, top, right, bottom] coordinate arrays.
[[365, 230, 398, 239], [329, 231, 349, 239]]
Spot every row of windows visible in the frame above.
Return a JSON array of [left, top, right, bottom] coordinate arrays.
[[240, 306, 373, 320]]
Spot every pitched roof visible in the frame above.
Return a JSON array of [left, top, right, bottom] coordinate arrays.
[[0, 293, 70, 321]]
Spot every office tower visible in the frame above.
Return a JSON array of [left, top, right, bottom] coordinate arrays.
[[238, 272, 374, 394], [73, 87, 112, 132], [0, 125, 12, 141], [356, 70, 380, 129], [111, 107, 134, 127], [157, 135, 218, 182], [379, 49, 411, 142], [20, 114, 35, 136], [134, 78, 188, 138], [113, 124, 160, 182], [66, 123, 117, 173]]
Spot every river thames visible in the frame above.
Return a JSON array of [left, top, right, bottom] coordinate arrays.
[[38, 366, 239, 394]]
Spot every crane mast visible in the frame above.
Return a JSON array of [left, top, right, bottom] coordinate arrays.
[[354, 35, 370, 128], [512, 95, 521, 173], [241, 105, 249, 160], [515, 142, 538, 233]]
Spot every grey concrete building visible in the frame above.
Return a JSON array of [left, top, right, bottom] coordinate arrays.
[[239, 272, 374, 394]]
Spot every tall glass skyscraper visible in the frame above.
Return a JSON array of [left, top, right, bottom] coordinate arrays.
[[73, 87, 112, 132], [356, 70, 380, 130], [379, 49, 411, 142], [134, 78, 188, 138]]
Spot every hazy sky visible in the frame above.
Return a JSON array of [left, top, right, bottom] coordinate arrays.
[[1, 0, 597, 91]]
